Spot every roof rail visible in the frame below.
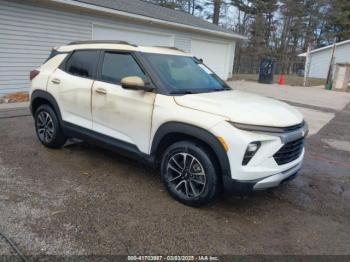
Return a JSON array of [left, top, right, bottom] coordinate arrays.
[[67, 40, 137, 47], [154, 46, 184, 52]]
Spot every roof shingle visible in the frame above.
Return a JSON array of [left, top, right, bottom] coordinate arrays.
[[74, 0, 243, 38]]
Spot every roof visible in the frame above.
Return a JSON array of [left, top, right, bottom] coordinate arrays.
[[69, 0, 246, 39], [58, 41, 191, 56], [299, 39, 350, 57]]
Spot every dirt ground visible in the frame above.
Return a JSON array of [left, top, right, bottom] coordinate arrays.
[[0, 90, 350, 258]]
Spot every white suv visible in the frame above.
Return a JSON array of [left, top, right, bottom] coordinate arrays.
[[30, 41, 308, 206]]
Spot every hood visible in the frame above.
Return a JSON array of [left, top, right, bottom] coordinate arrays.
[[174, 90, 303, 127]]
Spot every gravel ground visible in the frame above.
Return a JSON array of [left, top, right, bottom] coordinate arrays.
[[0, 102, 349, 258]]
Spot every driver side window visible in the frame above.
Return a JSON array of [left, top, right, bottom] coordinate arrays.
[[101, 52, 146, 84]]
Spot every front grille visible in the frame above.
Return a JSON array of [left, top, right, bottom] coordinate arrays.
[[273, 138, 304, 165]]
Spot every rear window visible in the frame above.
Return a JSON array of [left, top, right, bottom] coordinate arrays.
[[65, 50, 99, 78], [45, 49, 59, 63], [44, 49, 68, 63]]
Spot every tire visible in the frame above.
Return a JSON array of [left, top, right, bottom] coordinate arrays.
[[160, 141, 219, 206], [34, 104, 67, 148]]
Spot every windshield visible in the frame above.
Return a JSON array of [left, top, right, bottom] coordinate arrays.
[[142, 53, 231, 94]]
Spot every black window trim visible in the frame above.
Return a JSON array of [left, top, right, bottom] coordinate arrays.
[[135, 52, 169, 95], [59, 49, 101, 80], [45, 49, 69, 63], [57, 48, 171, 94], [96, 50, 151, 88]]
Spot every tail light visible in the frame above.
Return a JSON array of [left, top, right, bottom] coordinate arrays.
[[30, 70, 40, 81]]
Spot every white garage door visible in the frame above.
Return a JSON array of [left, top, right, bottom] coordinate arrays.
[[93, 24, 173, 47], [191, 39, 229, 79]]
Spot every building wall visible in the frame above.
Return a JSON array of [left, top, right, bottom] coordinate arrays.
[[0, 0, 235, 94], [0, 0, 92, 94], [308, 42, 350, 79]]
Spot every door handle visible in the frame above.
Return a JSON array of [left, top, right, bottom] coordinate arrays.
[[51, 78, 61, 84], [95, 87, 107, 95]]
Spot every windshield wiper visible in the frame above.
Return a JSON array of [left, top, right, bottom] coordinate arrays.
[[170, 87, 231, 95], [208, 87, 231, 92], [220, 86, 232, 90], [170, 90, 196, 95]]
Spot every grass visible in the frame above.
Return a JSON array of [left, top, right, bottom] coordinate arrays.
[[231, 74, 326, 87]]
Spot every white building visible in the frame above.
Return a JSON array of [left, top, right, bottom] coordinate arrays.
[[299, 39, 350, 79], [0, 0, 246, 95]]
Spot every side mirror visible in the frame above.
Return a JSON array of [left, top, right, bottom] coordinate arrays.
[[121, 76, 154, 92], [194, 56, 203, 63]]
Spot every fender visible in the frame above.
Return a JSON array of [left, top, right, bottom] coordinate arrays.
[[30, 90, 62, 123], [151, 122, 231, 178]]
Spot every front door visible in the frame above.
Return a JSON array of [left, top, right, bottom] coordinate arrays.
[[92, 51, 156, 153]]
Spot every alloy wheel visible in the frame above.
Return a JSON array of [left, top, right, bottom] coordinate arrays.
[[166, 153, 206, 198], [36, 111, 55, 143]]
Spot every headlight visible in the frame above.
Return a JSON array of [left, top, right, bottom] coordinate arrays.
[[242, 141, 261, 165]]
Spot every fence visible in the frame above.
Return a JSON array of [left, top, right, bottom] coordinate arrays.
[[233, 56, 305, 76]]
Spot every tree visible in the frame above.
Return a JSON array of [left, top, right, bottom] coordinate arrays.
[[145, 0, 178, 9], [278, 0, 305, 73], [212, 0, 222, 24], [145, 0, 350, 76], [144, 0, 200, 14], [325, 0, 350, 42], [231, 0, 253, 73], [230, 0, 278, 73]]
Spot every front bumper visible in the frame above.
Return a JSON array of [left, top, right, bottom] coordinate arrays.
[[210, 120, 307, 182], [222, 161, 303, 195]]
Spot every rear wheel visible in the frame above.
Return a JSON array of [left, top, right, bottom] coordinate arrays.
[[161, 141, 219, 206], [34, 104, 67, 148]]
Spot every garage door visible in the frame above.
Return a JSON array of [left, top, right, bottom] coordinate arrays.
[[93, 24, 173, 47], [191, 39, 229, 79]]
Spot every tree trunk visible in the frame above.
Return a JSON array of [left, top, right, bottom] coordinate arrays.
[[213, 0, 221, 25], [191, 0, 196, 15]]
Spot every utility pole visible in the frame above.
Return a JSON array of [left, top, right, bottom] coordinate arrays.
[[325, 39, 337, 90], [303, 45, 311, 87]]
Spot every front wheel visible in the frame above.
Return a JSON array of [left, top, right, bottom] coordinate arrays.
[[161, 141, 219, 206]]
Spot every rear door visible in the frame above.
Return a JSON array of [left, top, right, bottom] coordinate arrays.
[[47, 50, 99, 129]]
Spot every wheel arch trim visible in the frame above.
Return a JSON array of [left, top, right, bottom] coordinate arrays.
[[30, 90, 62, 123], [151, 121, 231, 178]]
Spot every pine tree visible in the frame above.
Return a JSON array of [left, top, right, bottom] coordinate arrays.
[[325, 0, 350, 41]]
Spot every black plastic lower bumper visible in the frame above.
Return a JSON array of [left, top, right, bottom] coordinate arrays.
[[222, 175, 256, 196], [222, 171, 300, 196]]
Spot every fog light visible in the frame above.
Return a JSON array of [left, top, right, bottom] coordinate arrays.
[[247, 143, 259, 152], [242, 142, 261, 165]]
